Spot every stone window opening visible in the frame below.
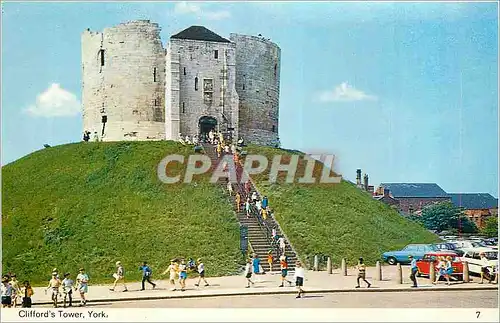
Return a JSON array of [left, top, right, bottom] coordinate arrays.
[[242, 83, 245, 90], [153, 67, 157, 82], [182, 102, 186, 113], [195, 77, 199, 91], [183, 67, 186, 75], [99, 49, 105, 67], [203, 79, 214, 105], [274, 63, 277, 78], [214, 50, 218, 59], [272, 125, 276, 133]]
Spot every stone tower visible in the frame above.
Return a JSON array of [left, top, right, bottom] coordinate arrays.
[[230, 34, 281, 146], [165, 26, 239, 141], [82, 20, 166, 141]]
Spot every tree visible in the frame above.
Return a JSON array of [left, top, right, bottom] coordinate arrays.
[[421, 202, 463, 233], [454, 216, 478, 234], [481, 216, 498, 238]]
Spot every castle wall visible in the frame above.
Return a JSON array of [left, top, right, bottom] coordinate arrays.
[[81, 20, 166, 141], [165, 39, 239, 140], [230, 34, 281, 146]]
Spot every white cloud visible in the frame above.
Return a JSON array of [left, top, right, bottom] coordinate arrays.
[[317, 82, 377, 102], [173, 1, 231, 21], [25, 83, 81, 117]]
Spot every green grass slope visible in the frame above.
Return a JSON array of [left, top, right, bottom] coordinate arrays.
[[245, 145, 440, 267], [2, 141, 242, 285]]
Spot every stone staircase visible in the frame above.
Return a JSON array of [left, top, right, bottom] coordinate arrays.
[[200, 143, 298, 272]]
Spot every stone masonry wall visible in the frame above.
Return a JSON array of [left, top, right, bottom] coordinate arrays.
[[165, 38, 238, 140], [230, 34, 280, 146], [82, 20, 166, 141]]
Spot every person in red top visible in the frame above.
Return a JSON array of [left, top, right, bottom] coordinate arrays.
[[279, 255, 292, 287]]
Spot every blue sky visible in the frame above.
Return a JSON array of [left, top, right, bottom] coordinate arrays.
[[1, 1, 498, 196]]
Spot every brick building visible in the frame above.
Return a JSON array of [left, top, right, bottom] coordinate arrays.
[[377, 183, 451, 214], [449, 193, 499, 229]]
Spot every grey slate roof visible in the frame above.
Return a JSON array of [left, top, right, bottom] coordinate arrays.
[[171, 26, 231, 43], [380, 183, 449, 198], [449, 193, 498, 210]]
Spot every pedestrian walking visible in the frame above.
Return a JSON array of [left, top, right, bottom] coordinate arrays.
[[110, 261, 128, 292], [444, 256, 453, 285], [61, 273, 74, 307], [251, 191, 258, 202], [408, 255, 418, 288], [245, 198, 251, 218], [9, 274, 21, 308], [434, 256, 446, 284], [279, 255, 293, 287], [162, 260, 179, 291], [21, 281, 33, 308], [294, 261, 305, 298], [267, 251, 274, 272], [216, 143, 222, 158], [139, 262, 156, 290], [1, 276, 13, 308], [227, 181, 233, 196], [52, 268, 61, 280], [76, 268, 89, 306], [45, 272, 61, 308], [245, 259, 255, 288], [178, 259, 188, 291], [278, 236, 286, 255], [261, 207, 268, 220], [355, 257, 371, 288], [235, 192, 241, 212], [245, 181, 251, 196], [262, 196, 269, 209], [194, 258, 209, 287]]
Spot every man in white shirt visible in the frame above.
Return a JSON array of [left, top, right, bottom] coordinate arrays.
[[244, 259, 255, 288], [278, 237, 286, 255], [110, 261, 128, 292], [294, 261, 305, 298], [194, 259, 209, 287]]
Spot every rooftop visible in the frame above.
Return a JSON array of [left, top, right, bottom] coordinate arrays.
[[449, 193, 498, 210], [380, 183, 449, 198], [170, 26, 231, 43]]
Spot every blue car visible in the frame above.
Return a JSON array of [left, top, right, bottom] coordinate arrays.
[[382, 244, 438, 265]]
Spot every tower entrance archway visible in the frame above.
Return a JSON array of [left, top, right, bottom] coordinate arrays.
[[199, 116, 217, 142]]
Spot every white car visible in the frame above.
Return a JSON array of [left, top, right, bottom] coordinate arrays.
[[450, 240, 485, 249], [460, 247, 498, 275]]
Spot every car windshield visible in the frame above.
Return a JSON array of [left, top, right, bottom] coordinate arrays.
[[471, 242, 485, 248], [485, 252, 498, 260]]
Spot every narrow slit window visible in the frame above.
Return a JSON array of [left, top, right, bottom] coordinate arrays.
[[154, 99, 158, 106], [214, 50, 218, 59], [153, 68, 157, 82], [183, 67, 186, 75], [182, 102, 186, 113], [99, 49, 105, 67], [195, 77, 198, 91], [274, 63, 277, 77], [272, 125, 276, 133]]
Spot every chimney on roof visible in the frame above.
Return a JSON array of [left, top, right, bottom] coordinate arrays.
[[363, 174, 369, 191], [356, 169, 362, 186]]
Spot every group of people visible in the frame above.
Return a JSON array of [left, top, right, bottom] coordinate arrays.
[[1, 274, 33, 308], [82, 130, 100, 142]]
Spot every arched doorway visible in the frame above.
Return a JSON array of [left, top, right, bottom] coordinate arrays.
[[199, 116, 217, 142]]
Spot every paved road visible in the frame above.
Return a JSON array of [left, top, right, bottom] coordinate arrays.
[[43, 290, 498, 308]]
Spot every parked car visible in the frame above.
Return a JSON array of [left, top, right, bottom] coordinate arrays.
[[382, 244, 438, 265], [454, 249, 466, 257], [449, 240, 485, 249], [460, 248, 498, 275], [416, 251, 463, 280], [433, 243, 457, 251]]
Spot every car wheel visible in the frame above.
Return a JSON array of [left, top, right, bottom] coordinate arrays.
[[387, 257, 397, 265]]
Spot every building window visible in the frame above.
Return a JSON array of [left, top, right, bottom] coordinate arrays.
[[153, 67, 157, 82], [274, 63, 277, 78], [272, 125, 276, 133], [182, 102, 186, 113], [195, 77, 198, 91], [242, 83, 245, 90], [154, 99, 157, 106], [214, 50, 218, 59], [154, 107, 163, 122], [203, 79, 214, 104], [183, 67, 186, 75], [99, 49, 105, 67]]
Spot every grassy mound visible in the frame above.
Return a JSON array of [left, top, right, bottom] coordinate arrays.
[[245, 145, 440, 267], [2, 141, 242, 285]]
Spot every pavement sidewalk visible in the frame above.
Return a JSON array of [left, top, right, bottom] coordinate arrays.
[[30, 266, 498, 305]]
